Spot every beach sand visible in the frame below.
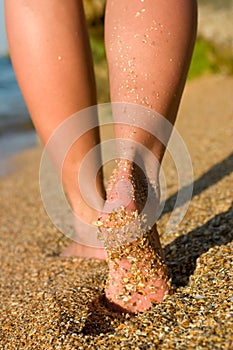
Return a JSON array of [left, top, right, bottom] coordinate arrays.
[[0, 74, 233, 349]]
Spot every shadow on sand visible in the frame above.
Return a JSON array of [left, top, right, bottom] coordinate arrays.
[[161, 151, 233, 215], [81, 294, 127, 336], [161, 151, 233, 288], [165, 203, 233, 288]]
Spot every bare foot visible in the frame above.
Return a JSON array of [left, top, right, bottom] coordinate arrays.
[[105, 223, 169, 313], [61, 241, 107, 260], [98, 160, 169, 313], [61, 205, 107, 260]]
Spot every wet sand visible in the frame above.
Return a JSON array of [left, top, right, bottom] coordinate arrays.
[[0, 74, 233, 349]]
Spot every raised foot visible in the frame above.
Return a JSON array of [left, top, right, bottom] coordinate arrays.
[[104, 223, 169, 314], [98, 159, 169, 313]]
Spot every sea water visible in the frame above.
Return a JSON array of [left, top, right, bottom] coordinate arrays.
[[0, 55, 37, 175]]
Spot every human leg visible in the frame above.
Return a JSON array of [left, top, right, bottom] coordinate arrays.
[[5, 0, 106, 258], [103, 0, 197, 312]]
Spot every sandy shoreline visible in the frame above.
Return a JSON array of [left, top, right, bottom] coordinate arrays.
[[0, 75, 233, 349]]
